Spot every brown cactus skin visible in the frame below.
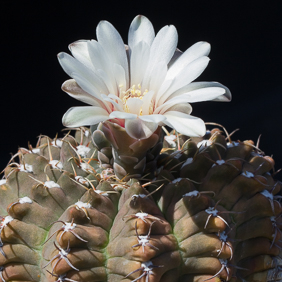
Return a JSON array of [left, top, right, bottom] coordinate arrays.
[[0, 126, 281, 282]]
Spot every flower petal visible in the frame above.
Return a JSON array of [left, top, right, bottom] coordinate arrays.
[[109, 111, 137, 119], [96, 68, 116, 95], [189, 81, 232, 102], [69, 40, 94, 70], [58, 52, 108, 94], [128, 15, 155, 49], [157, 56, 210, 107], [130, 41, 150, 87], [142, 25, 178, 91], [101, 94, 123, 112], [125, 118, 158, 139], [164, 87, 226, 107], [164, 81, 231, 102], [96, 20, 129, 88], [159, 103, 192, 115], [62, 106, 109, 127], [166, 41, 211, 80], [149, 61, 167, 93], [87, 40, 117, 94], [71, 73, 103, 100], [168, 48, 182, 68], [126, 98, 143, 115], [141, 90, 154, 116], [163, 111, 206, 137], [139, 114, 166, 123], [113, 64, 127, 97], [62, 79, 107, 108]]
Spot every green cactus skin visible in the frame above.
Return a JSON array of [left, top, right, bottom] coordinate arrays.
[[0, 126, 281, 282]]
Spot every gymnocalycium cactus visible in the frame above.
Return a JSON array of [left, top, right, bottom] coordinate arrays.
[[0, 15, 281, 282]]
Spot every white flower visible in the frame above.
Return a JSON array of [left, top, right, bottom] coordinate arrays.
[[58, 15, 231, 140]]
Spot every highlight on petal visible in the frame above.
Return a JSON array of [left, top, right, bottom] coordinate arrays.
[[158, 56, 211, 106], [166, 41, 211, 80], [164, 81, 232, 102], [101, 94, 123, 112], [139, 114, 166, 123], [62, 79, 106, 108], [130, 41, 150, 87], [69, 40, 94, 70], [188, 81, 232, 102], [125, 117, 159, 139], [109, 111, 137, 120], [159, 103, 192, 115], [142, 25, 178, 92], [163, 111, 206, 137], [96, 20, 129, 88], [58, 52, 108, 95], [128, 15, 155, 50], [126, 98, 143, 115], [62, 106, 109, 127]]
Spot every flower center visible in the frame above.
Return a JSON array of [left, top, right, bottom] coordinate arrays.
[[121, 84, 153, 115]]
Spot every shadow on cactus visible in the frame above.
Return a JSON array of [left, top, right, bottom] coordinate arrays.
[[0, 15, 281, 282]]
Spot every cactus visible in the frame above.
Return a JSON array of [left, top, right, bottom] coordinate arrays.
[[0, 126, 281, 282], [1, 15, 281, 282]]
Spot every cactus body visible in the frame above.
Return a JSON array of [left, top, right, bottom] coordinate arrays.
[[0, 126, 281, 282]]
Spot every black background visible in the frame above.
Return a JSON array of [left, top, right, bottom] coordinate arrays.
[[1, 1, 281, 180]]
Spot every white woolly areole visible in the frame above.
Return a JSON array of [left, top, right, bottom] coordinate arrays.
[[31, 148, 40, 154], [76, 145, 91, 158], [64, 222, 77, 231], [101, 168, 115, 180], [19, 164, 33, 173], [0, 179, 6, 185], [183, 190, 199, 197], [111, 184, 125, 192], [172, 178, 182, 184], [75, 176, 90, 186], [197, 140, 212, 148], [227, 142, 239, 148], [219, 258, 228, 265], [49, 160, 63, 170], [181, 157, 193, 169], [270, 216, 276, 223], [75, 201, 91, 209], [138, 236, 150, 243], [94, 190, 108, 196], [44, 181, 61, 189], [52, 140, 63, 148], [60, 248, 68, 256], [218, 231, 228, 241], [135, 212, 148, 220], [212, 159, 225, 167], [132, 194, 147, 199], [2, 216, 14, 226], [164, 135, 177, 147], [216, 160, 225, 165], [141, 261, 154, 272], [19, 197, 33, 204], [81, 163, 93, 173], [261, 190, 273, 200], [241, 171, 254, 178], [84, 130, 90, 137], [205, 207, 218, 216]]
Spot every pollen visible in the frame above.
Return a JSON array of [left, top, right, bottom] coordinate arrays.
[[122, 84, 153, 115]]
